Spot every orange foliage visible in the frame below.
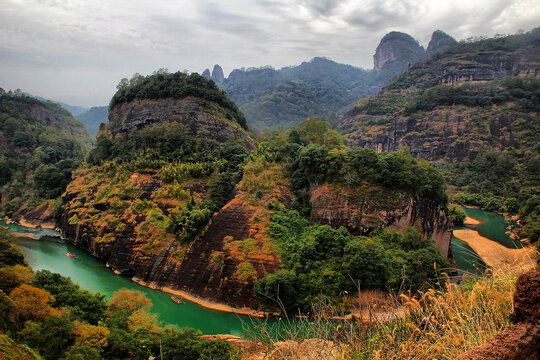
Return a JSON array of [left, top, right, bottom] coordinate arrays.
[[9, 284, 57, 323], [107, 289, 152, 313], [73, 321, 110, 349], [127, 309, 161, 334], [0, 265, 34, 294]]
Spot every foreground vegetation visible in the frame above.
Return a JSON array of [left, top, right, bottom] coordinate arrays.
[[248, 269, 519, 359], [0, 230, 232, 360]]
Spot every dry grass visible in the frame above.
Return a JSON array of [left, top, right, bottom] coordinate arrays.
[[242, 269, 522, 359]]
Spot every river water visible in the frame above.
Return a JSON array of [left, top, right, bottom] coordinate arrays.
[[1, 221, 247, 335], [2, 207, 516, 334], [450, 207, 522, 277]]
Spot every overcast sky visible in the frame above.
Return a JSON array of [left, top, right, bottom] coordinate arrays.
[[1, 0, 539, 107]]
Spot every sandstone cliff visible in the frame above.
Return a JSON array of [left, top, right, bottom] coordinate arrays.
[[373, 31, 426, 73], [107, 97, 255, 150], [310, 183, 452, 257], [60, 165, 293, 308], [341, 104, 536, 161]]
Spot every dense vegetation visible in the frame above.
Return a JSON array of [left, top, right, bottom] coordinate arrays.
[[0, 230, 232, 360], [65, 122, 250, 255], [223, 57, 388, 129], [0, 93, 92, 218], [238, 120, 450, 313], [110, 70, 248, 130], [255, 206, 450, 314]]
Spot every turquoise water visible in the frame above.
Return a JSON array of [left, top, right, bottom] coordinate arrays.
[[461, 207, 523, 249], [2, 221, 249, 335], [450, 207, 524, 278]]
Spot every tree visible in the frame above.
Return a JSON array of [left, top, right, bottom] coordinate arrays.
[[73, 321, 110, 350], [0, 265, 33, 294], [107, 289, 152, 314], [9, 284, 56, 325]]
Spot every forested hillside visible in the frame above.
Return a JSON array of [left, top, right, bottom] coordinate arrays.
[[59, 71, 452, 313], [0, 93, 93, 222], [338, 28, 540, 247]]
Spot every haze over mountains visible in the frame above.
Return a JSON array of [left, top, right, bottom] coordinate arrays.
[[40, 29, 456, 134]]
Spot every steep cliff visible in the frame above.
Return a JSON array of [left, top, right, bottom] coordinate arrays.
[[211, 64, 225, 83], [61, 161, 292, 308], [310, 183, 452, 257], [108, 97, 254, 150], [373, 31, 426, 73]]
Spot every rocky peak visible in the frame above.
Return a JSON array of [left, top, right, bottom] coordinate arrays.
[[211, 64, 224, 83], [201, 68, 211, 79], [427, 30, 457, 56], [373, 31, 426, 72]]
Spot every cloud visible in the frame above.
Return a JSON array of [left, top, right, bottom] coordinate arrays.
[[0, 0, 538, 106]]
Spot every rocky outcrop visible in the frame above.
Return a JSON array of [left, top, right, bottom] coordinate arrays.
[[373, 31, 426, 72], [211, 65, 225, 83], [456, 270, 540, 360], [426, 30, 457, 56], [310, 183, 452, 257], [60, 171, 291, 308], [201, 68, 211, 79], [342, 106, 535, 161], [107, 97, 255, 150]]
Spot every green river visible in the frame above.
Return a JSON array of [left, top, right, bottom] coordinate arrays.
[[2, 207, 517, 334], [450, 207, 523, 277], [1, 221, 248, 336]]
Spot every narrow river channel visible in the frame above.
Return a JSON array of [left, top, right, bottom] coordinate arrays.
[[2, 207, 518, 335], [1, 221, 248, 335]]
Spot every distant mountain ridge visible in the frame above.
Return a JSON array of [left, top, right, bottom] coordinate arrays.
[[202, 30, 455, 129]]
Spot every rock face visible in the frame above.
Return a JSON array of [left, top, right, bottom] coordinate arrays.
[[456, 270, 540, 360], [201, 68, 211, 79], [373, 31, 426, 72], [310, 183, 452, 257], [60, 171, 293, 309], [342, 105, 535, 161], [107, 97, 255, 150], [426, 30, 456, 56], [211, 64, 225, 83]]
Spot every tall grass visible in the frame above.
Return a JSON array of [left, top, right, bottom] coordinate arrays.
[[242, 270, 518, 359]]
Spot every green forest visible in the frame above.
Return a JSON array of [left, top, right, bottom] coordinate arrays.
[[0, 230, 232, 360], [0, 95, 93, 218]]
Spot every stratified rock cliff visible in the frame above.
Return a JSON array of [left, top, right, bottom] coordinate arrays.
[[108, 97, 255, 150], [310, 183, 452, 257], [373, 31, 426, 73], [340, 29, 540, 161]]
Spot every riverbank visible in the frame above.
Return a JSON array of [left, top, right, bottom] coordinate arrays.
[[132, 277, 267, 317], [453, 229, 536, 272], [464, 216, 481, 225]]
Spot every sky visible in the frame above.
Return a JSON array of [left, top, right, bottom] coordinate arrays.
[[1, 0, 539, 107]]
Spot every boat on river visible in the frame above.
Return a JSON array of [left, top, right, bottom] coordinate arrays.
[[171, 296, 182, 304], [65, 252, 75, 258]]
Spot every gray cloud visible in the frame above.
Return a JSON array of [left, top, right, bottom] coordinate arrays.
[[0, 0, 538, 106]]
